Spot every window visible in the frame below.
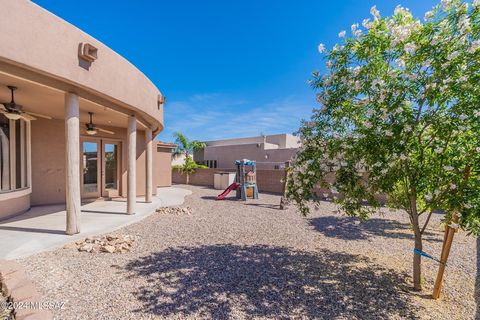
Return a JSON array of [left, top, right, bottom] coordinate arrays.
[[0, 115, 29, 193]]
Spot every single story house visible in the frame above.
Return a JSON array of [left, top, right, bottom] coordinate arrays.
[[0, 0, 173, 234], [194, 133, 300, 169]]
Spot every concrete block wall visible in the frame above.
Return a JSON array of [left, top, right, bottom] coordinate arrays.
[[172, 169, 387, 201], [172, 168, 286, 194], [172, 168, 235, 187], [255, 170, 286, 193]]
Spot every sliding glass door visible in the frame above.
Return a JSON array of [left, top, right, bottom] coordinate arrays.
[[102, 141, 120, 197], [81, 140, 101, 198]]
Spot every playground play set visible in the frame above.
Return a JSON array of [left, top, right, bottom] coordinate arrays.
[[217, 159, 259, 200]]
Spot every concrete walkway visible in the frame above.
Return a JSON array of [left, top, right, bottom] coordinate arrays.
[[0, 187, 191, 260]]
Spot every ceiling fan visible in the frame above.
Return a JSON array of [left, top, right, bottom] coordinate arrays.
[[0, 86, 53, 121], [85, 112, 114, 135]]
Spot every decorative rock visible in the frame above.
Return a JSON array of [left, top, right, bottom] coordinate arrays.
[[79, 243, 93, 253], [101, 245, 116, 254], [0, 294, 13, 320], [63, 242, 77, 249], [156, 206, 194, 215], [71, 234, 136, 254]]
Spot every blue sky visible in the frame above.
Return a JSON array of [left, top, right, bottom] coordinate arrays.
[[33, 0, 438, 142]]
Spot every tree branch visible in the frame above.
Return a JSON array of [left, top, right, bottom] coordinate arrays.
[[420, 210, 433, 234]]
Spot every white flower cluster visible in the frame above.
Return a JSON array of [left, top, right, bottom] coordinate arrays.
[[370, 6, 381, 21], [318, 43, 326, 53], [404, 42, 417, 55], [362, 18, 373, 29], [425, 11, 434, 21], [457, 14, 471, 34], [469, 40, 480, 53], [351, 23, 362, 37], [441, 0, 453, 10]]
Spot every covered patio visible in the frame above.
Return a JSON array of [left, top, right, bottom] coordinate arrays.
[[0, 187, 191, 260], [0, 0, 173, 236]]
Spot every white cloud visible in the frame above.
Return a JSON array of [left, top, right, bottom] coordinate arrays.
[[159, 93, 314, 142]]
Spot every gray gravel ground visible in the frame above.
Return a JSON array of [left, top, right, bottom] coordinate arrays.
[[19, 185, 478, 319]]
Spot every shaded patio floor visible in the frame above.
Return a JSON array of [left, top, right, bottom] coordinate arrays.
[[0, 187, 191, 259]]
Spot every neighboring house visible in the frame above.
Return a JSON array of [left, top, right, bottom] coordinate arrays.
[[0, 0, 173, 233], [194, 133, 300, 169]]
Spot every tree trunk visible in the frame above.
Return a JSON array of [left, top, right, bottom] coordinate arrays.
[[186, 173, 190, 185], [413, 231, 423, 291], [410, 194, 423, 291], [279, 162, 291, 210]]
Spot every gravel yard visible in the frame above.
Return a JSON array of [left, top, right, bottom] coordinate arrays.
[[19, 185, 478, 319]]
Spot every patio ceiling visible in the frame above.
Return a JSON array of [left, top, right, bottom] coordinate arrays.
[[0, 71, 139, 129]]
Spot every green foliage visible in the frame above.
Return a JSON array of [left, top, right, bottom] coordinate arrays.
[[288, 0, 480, 237], [172, 132, 206, 157], [174, 157, 208, 185]]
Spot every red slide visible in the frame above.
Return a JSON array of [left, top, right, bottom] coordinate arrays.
[[217, 182, 240, 200]]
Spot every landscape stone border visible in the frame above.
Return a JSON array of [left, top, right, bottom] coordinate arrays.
[[0, 260, 53, 320]]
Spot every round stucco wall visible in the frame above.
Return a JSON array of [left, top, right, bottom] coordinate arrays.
[[0, 0, 163, 131]]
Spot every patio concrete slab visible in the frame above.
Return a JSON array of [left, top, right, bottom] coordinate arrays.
[[0, 187, 191, 260]]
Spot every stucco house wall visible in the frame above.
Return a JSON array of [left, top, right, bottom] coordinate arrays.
[[202, 143, 298, 169], [195, 134, 300, 169], [30, 119, 171, 207], [0, 0, 164, 132], [203, 133, 300, 149], [155, 146, 174, 187], [0, 0, 173, 222]]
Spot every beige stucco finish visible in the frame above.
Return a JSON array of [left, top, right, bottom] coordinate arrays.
[[155, 145, 175, 187], [203, 143, 298, 169], [195, 134, 300, 169], [28, 119, 170, 208], [0, 193, 30, 220], [0, 0, 172, 221], [0, 0, 163, 132]]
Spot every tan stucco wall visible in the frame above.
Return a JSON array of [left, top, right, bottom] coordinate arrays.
[[171, 168, 286, 193], [30, 119, 169, 206], [204, 134, 300, 149], [31, 119, 66, 205], [202, 143, 298, 169], [0, 193, 30, 220], [0, 1, 172, 216], [0, 0, 163, 132], [155, 147, 173, 187]]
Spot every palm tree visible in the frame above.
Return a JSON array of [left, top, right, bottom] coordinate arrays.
[[172, 132, 206, 184], [172, 132, 206, 158]]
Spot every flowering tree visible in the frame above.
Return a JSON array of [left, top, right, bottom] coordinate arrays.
[[287, 0, 479, 291]]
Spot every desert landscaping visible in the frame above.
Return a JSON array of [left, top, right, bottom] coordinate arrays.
[[17, 186, 478, 319]]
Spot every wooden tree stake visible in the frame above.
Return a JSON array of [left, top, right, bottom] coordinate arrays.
[[432, 212, 459, 299]]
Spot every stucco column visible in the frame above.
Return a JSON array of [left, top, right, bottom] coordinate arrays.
[[127, 115, 137, 214], [145, 127, 153, 203], [65, 92, 81, 235]]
